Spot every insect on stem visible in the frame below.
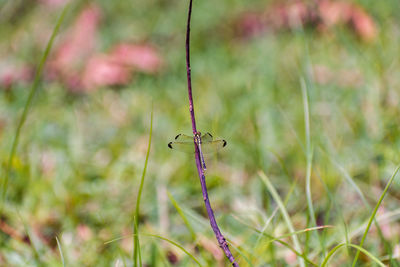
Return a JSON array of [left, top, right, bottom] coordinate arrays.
[[184, 0, 238, 265], [194, 132, 207, 171]]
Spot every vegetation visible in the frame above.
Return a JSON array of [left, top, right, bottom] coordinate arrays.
[[1, 0, 400, 266]]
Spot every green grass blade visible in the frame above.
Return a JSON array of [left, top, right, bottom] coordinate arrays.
[[254, 150, 299, 248], [56, 236, 65, 267], [347, 208, 400, 242], [1, 2, 70, 202], [321, 243, 346, 267], [133, 217, 142, 267], [18, 213, 42, 266], [254, 206, 278, 248], [143, 233, 202, 267], [321, 243, 385, 267], [301, 78, 315, 225], [266, 226, 333, 244], [258, 171, 305, 267], [226, 240, 253, 267], [301, 77, 326, 259], [328, 155, 369, 206], [231, 215, 319, 266], [167, 191, 197, 241], [319, 149, 393, 259], [133, 106, 153, 266], [277, 106, 306, 155], [106, 233, 202, 267], [315, 168, 350, 258], [351, 165, 400, 267], [315, 207, 400, 261]]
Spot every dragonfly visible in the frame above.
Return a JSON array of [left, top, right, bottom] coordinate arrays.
[[168, 132, 227, 171]]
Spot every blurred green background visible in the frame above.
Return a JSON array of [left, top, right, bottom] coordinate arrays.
[[1, 0, 400, 266]]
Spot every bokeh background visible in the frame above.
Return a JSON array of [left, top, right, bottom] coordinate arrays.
[[1, 0, 400, 266]]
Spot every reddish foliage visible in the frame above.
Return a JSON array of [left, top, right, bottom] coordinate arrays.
[[51, 4, 101, 75], [33, 215, 62, 248], [318, 0, 352, 27], [0, 218, 30, 245], [166, 250, 179, 264], [110, 44, 163, 74], [235, 1, 316, 38], [199, 235, 224, 260], [0, 63, 33, 90], [236, 12, 268, 38], [81, 55, 131, 91], [76, 224, 93, 242], [48, 4, 163, 92], [349, 4, 377, 41], [38, 0, 69, 8], [235, 0, 377, 41]]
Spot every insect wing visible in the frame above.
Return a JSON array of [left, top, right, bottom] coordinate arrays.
[[201, 132, 213, 142], [174, 133, 193, 141], [168, 141, 195, 153], [168, 133, 225, 154], [174, 133, 213, 142], [201, 139, 227, 154]]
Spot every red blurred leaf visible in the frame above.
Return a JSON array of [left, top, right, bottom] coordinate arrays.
[[46, 4, 163, 92], [350, 5, 377, 41], [0, 63, 33, 90], [319, 0, 352, 27], [77, 224, 93, 242], [110, 43, 163, 73], [38, 0, 69, 8], [81, 55, 131, 91], [166, 250, 179, 265], [235, 11, 267, 38], [235, 1, 314, 38], [199, 235, 224, 261], [235, 0, 376, 42], [51, 4, 101, 74]]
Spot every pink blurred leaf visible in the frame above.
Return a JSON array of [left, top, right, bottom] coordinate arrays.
[[319, 0, 352, 26], [350, 5, 377, 41], [46, 4, 163, 92], [77, 224, 93, 242], [235, 0, 376, 42], [38, 0, 70, 8], [0, 63, 33, 90], [81, 55, 131, 91], [110, 43, 163, 73], [235, 12, 267, 38], [51, 4, 101, 73]]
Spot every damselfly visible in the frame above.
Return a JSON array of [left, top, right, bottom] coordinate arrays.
[[168, 132, 227, 171]]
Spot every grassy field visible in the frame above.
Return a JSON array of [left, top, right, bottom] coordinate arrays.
[[1, 0, 400, 266]]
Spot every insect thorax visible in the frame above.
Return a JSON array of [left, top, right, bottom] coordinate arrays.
[[194, 132, 202, 144]]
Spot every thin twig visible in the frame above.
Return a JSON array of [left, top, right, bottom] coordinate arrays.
[[185, 0, 238, 265]]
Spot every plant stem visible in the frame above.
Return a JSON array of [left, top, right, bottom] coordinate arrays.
[[185, 0, 238, 265], [1, 3, 70, 204]]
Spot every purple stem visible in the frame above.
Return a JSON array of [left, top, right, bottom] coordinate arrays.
[[185, 0, 238, 266]]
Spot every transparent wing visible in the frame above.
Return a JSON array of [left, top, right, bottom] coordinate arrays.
[[168, 133, 226, 154], [174, 133, 213, 142], [201, 132, 213, 142], [201, 139, 227, 154], [174, 133, 193, 142], [168, 141, 195, 153]]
